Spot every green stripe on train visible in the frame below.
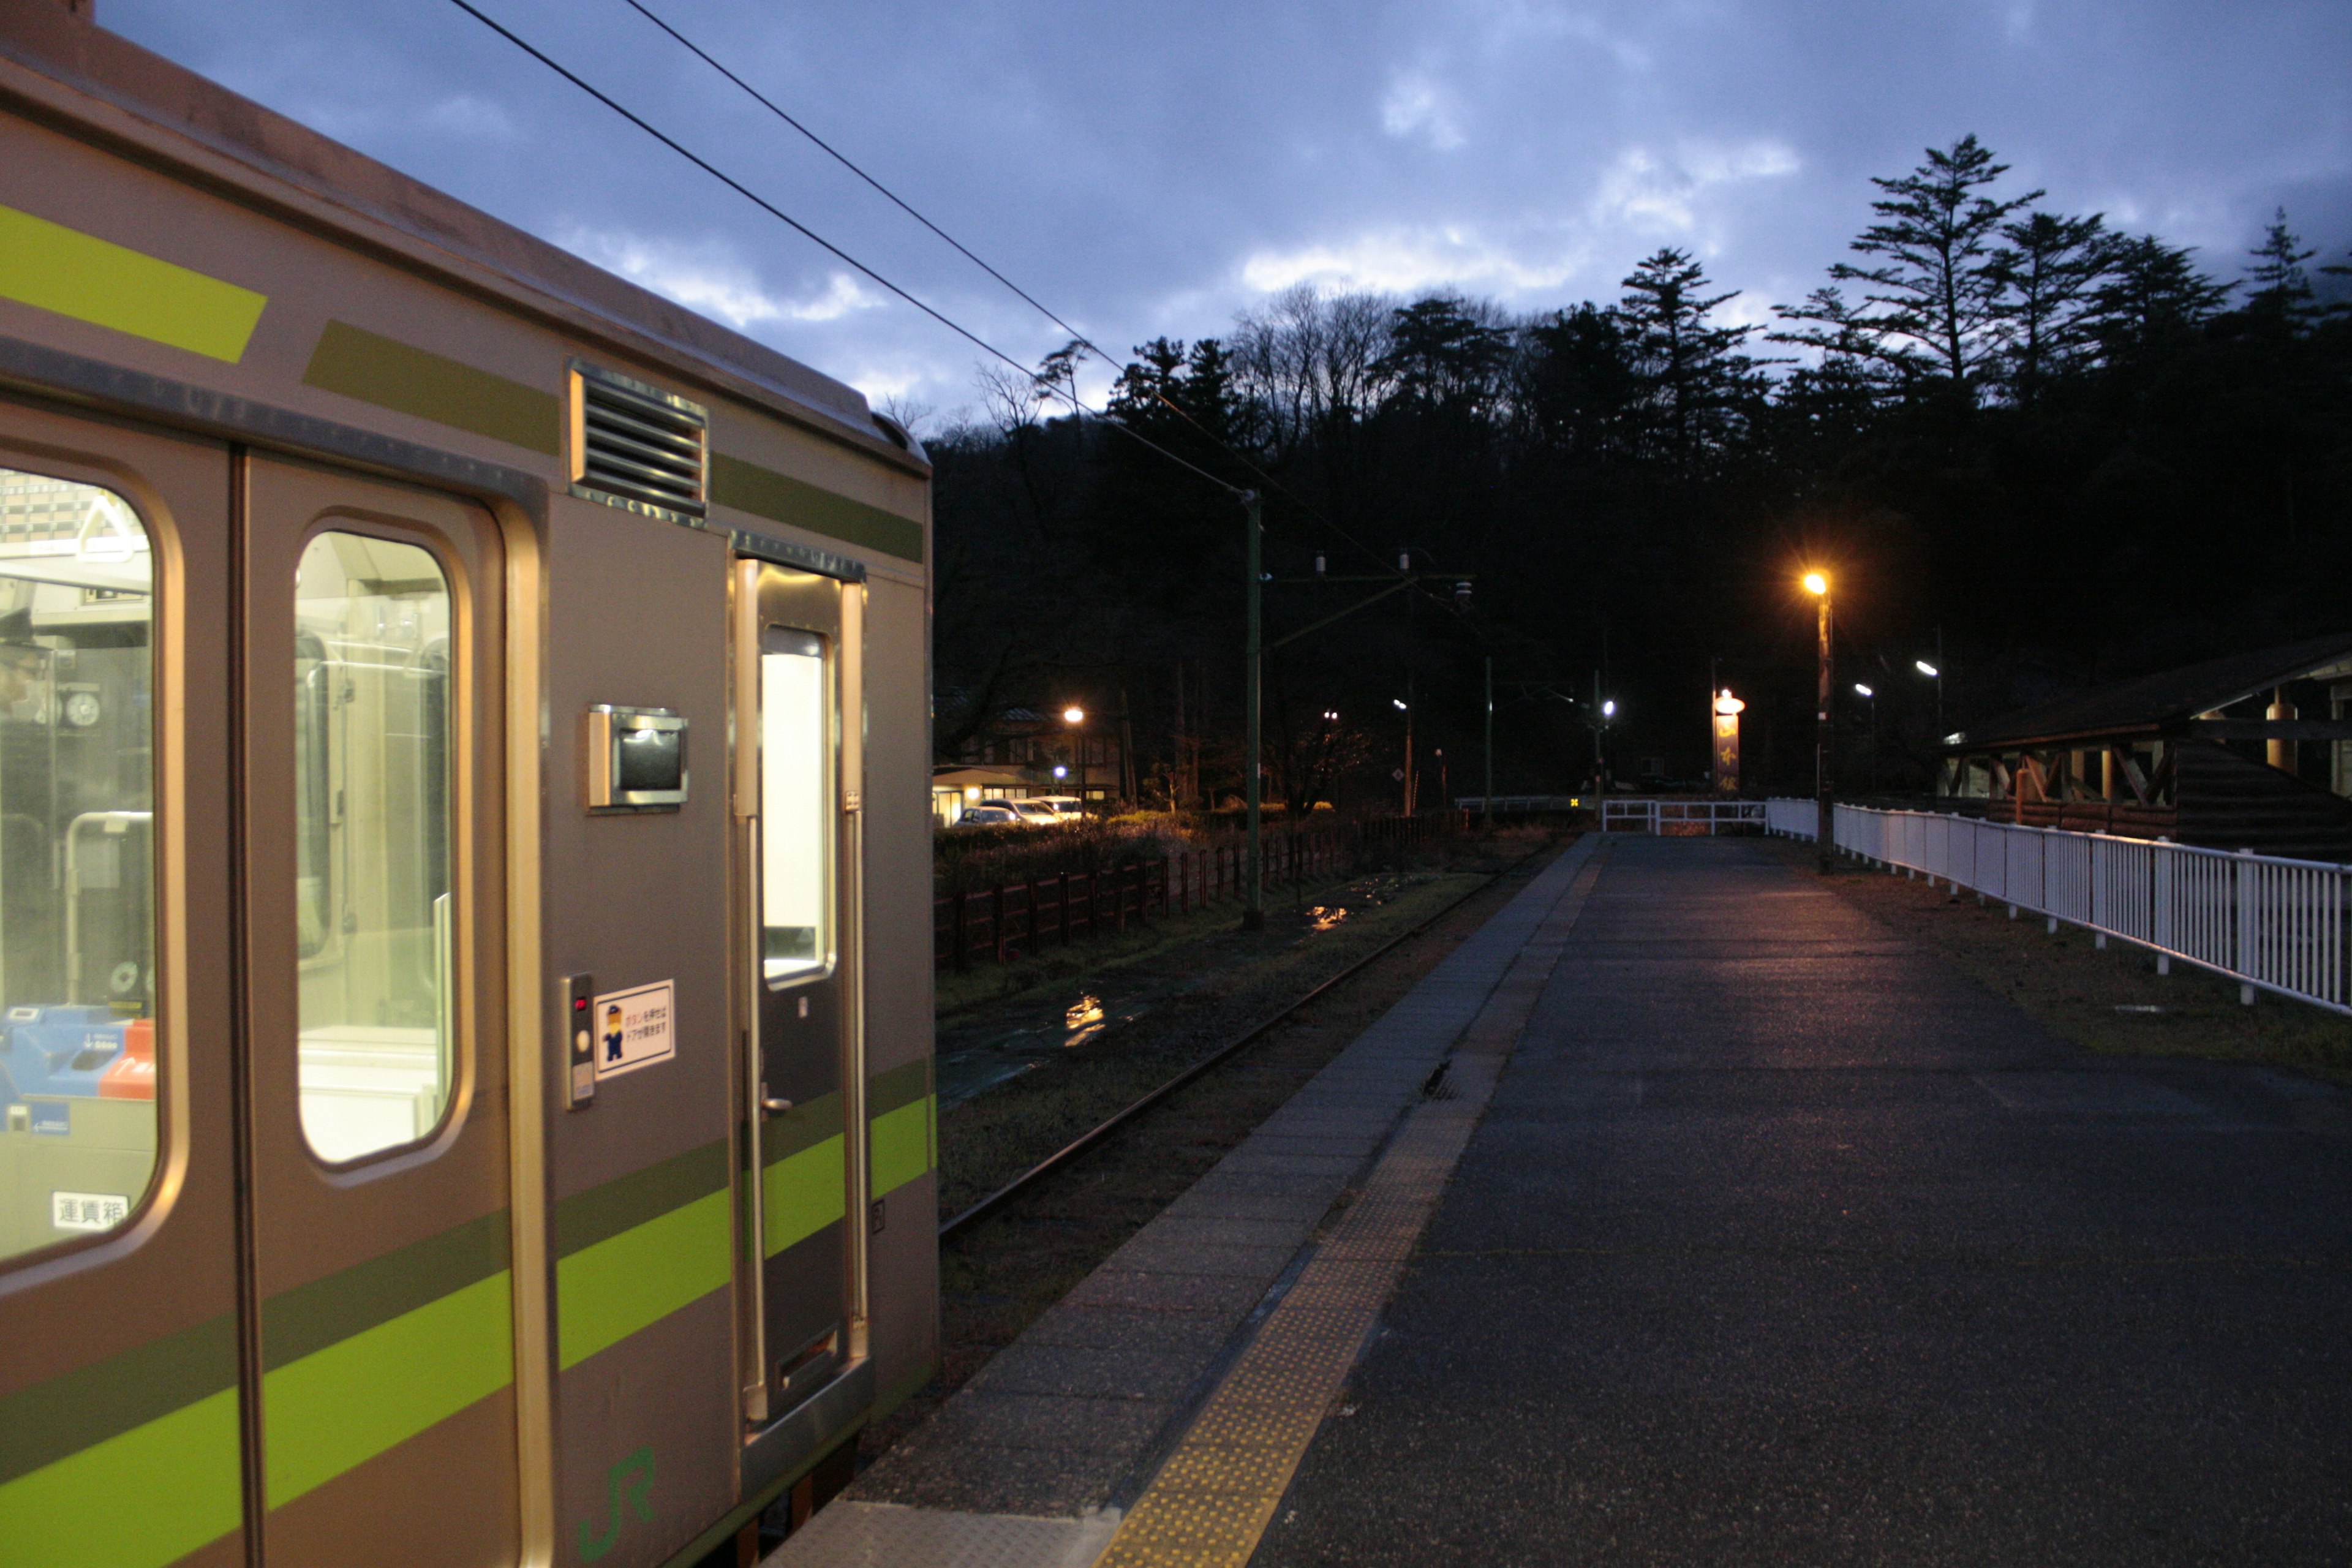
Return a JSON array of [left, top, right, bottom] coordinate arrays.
[[302, 320, 560, 453], [0, 203, 266, 362], [558, 1186, 733, 1370], [709, 453, 924, 564], [263, 1269, 515, 1509], [764, 1134, 846, 1257], [0, 1386, 241, 1568], [872, 1096, 933, 1200]]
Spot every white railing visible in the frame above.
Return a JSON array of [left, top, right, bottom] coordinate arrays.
[[1603, 798, 1769, 835], [1765, 799, 2352, 1015]]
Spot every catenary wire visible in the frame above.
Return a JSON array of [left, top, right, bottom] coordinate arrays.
[[444, 0, 1245, 498], [609, 0, 1402, 576]]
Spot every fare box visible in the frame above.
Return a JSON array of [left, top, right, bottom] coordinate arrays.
[[592, 980, 676, 1080]]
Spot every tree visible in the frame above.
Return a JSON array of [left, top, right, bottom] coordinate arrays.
[[1989, 211, 2109, 401], [1776, 135, 2039, 399], [1615, 247, 1762, 467], [1517, 303, 1643, 466], [1374, 295, 1513, 417], [2082, 233, 2229, 363], [2243, 207, 2318, 333]]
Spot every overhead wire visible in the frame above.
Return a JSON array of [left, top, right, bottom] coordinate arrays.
[[611, 0, 1404, 576], [443, 0, 1244, 499]]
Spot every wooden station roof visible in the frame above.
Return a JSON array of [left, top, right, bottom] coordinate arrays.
[[1951, 632, 2352, 752]]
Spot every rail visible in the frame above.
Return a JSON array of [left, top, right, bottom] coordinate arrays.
[[1601, 798, 1767, 835], [1765, 798, 2352, 1015], [938, 832, 1566, 1238]]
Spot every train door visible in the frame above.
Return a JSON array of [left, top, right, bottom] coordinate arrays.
[[732, 557, 863, 1427], [238, 457, 517, 1565], [0, 405, 246, 1568]]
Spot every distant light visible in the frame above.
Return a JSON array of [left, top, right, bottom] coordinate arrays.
[[1853, 683, 1874, 698], [1324, 710, 1339, 721], [1454, 580, 1472, 601], [1802, 571, 1828, 597], [1314, 552, 1327, 575], [1392, 698, 1408, 711], [1052, 766, 1068, 779], [1397, 551, 1411, 572], [965, 786, 980, 799], [1915, 661, 1939, 679], [1062, 706, 1085, 724], [1714, 691, 1746, 715], [1602, 699, 1616, 718]]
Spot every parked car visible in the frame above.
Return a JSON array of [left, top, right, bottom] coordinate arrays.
[[1031, 795, 1086, 821], [1005, 800, 1066, 827], [955, 803, 1022, 827]]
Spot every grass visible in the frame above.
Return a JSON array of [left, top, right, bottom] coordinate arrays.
[[1790, 839, 2352, 1085]]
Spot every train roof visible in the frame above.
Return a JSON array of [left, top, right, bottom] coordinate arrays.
[[0, 1, 925, 477]]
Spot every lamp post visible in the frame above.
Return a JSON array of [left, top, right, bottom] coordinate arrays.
[[1853, 683, 1876, 794], [1914, 659, 1942, 740], [1062, 705, 1086, 807], [1804, 571, 1833, 872]]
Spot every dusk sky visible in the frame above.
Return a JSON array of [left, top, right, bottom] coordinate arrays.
[[108, 1, 2352, 427]]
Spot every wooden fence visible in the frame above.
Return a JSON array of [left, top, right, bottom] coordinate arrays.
[[933, 812, 1453, 971]]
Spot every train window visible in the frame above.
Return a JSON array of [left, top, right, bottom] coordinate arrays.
[[761, 631, 830, 982], [0, 468, 156, 1264], [293, 532, 454, 1164]]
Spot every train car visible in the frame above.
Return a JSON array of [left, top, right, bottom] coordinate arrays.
[[0, 6, 937, 1565]]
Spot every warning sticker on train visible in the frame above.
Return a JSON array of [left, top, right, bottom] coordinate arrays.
[[594, 981, 676, 1079]]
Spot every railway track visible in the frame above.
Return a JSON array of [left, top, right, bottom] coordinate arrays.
[[938, 835, 1565, 1240]]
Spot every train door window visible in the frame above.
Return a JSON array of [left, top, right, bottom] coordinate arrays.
[[0, 468, 156, 1262], [292, 531, 454, 1163], [761, 631, 831, 982]]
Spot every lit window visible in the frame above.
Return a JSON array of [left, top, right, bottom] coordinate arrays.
[[293, 533, 454, 1164], [761, 633, 831, 982], [0, 469, 156, 1261]]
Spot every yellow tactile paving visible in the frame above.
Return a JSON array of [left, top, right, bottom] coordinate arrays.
[[1093, 873, 1614, 1567]]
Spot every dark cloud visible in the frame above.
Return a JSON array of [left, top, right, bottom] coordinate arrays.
[[105, 0, 2352, 418]]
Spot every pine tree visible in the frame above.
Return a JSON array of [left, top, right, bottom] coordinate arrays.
[[1776, 135, 2038, 401], [1989, 211, 2109, 402], [2243, 207, 2318, 332], [2083, 234, 2229, 363], [1615, 247, 1762, 469]]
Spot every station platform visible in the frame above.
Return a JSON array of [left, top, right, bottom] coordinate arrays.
[[778, 835, 2352, 1567]]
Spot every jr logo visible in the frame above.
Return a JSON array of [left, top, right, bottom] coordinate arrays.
[[578, 1446, 654, 1563]]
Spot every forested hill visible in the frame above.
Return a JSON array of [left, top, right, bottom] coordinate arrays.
[[929, 136, 2352, 805]]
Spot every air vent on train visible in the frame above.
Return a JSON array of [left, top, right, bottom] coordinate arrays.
[[568, 362, 708, 520]]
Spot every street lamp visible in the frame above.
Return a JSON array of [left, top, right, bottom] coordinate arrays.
[[1062, 706, 1086, 805], [1854, 684, 1877, 794], [1804, 571, 1833, 872]]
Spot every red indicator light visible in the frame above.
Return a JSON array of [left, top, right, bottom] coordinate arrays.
[[574, 997, 588, 1011]]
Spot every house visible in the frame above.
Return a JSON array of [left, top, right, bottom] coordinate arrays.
[[949, 706, 1125, 805], [1937, 633, 2352, 859]]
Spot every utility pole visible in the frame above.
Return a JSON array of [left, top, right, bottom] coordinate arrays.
[[1482, 657, 1493, 830], [1243, 491, 1264, 930], [1401, 548, 1416, 814]]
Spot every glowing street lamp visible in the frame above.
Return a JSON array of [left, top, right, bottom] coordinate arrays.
[[1062, 705, 1087, 803], [1803, 570, 1833, 872]]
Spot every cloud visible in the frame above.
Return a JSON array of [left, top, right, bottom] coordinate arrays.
[[564, 231, 881, 330], [423, 95, 518, 141], [1238, 225, 1591, 297], [1381, 71, 1467, 151], [1591, 140, 1801, 236]]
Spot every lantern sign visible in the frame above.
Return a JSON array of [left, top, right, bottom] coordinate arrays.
[[1711, 689, 1745, 794]]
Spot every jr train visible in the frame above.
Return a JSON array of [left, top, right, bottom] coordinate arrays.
[[0, 6, 937, 1566]]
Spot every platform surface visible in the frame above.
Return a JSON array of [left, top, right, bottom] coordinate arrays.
[[1251, 836, 2352, 1566]]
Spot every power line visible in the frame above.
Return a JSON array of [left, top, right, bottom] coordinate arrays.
[[611, 0, 1398, 577], [619, 0, 1098, 356], [442, 0, 1243, 498]]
